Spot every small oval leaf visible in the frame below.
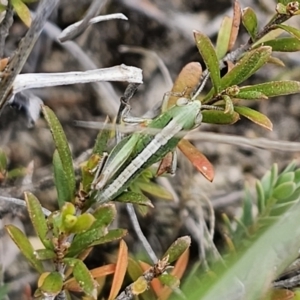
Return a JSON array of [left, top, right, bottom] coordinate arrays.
[[263, 37, 300, 52], [163, 236, 191, 264], [178, 139, 214, 182], [275, 24, 300, 40], [11, 0, 31, 27], [216, 16, 232, 59], [194, 31, 221, 93], [273, 182, 296, 200], [242, 7, 258, 41], [38, 272, 63, 297], [115, 191, 154, 207], [202, 109, 240, 124], [245, 81, 300, 98], [5, 224, 44, 273], [24, 192, 52, 249], [42, 105, 75, 198], [234, 106, 273, 130], [53, 150, 73, 207], [73, 260, 98, 298]]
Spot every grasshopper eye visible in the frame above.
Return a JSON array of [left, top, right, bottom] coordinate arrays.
[[195, 112, 203, 126], [176, 97, 189, 106]]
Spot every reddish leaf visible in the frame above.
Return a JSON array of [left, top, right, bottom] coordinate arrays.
[[228, 0, 241, 51], [108, 240, 128, 300], [178, 139, 214, 182], [163, 62, 215, 181], [165, 62, 203, 109]]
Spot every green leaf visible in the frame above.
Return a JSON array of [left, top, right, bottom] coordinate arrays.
[[241, 186, 253, 227], [11, 0, 31, 27], [53, 150, 73, 207], [68, 259, 98, 298], [222, 95, 234, 114], [282, 160, 297, 173], [220, 46, 271, 90], [236, 89, 268, 100], [183, 198, 300, 300], [5, 225, 44, 273], [238, 81, 300, 98], [273, 182, 296, 200], [216, 16, 232, 59], [0, 285, 8, 300], [81, 154, 101, 192], [275, 24, 300, 40], [135, 181, 173, 200], [234, 106, 273, 130], [115, 191, 154, 207], [24, 192, 52, 249], [242, 7, 258, 41], [256, 181, 265, 213], [276, 172, 295, 186], [263, 37, 300, 52], [35, 249, 56, 260], [38, 272, 63, 297], [42, 106, 75, 199], [159, 273, 180, 288], [203, 47, 271, 102], [202, 110, 240, 125], [67, 227, 106, 257], [0, 149, 7, 171], [194, 31, 221, 93], [91, 204, 116, 230], [0, 4, 7, 12], [163, 236, 191, 264], [260, 170, 273, 201], [93, 117, 111, 155], [91, 229, 127, 246], [69, 214, 95, 233]]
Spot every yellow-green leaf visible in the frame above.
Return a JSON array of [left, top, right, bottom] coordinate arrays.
[[53, 150, 73, 207], [194, 31, 221, 94], [73, 260, 98, 298], [202, 109, 240, 124], [234, 106, 273, 130], [115, 191, 154, 207], [163, 236, 191, 264], [11, 0, 31, 27], [216, 16, 232, 59], [24, 192, 52, 249], [5, 224, 44, 273], [42, 106, 75, 199], [242, 7, 258, 41], [38, 272, 63, 297], [263, 37, 300, 52], [275, 24, 300, 40]]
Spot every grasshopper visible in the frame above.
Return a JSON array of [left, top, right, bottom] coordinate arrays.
[[93, 97, 202, 204]]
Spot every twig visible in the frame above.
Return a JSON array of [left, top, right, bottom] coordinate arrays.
[[0, 1, 14, 58], [0, 196, 51, 217], [42, 18, 120, 116], [59, 0, 108, 42], [115, 256, 169, 300], [0, 0, 60, 113]]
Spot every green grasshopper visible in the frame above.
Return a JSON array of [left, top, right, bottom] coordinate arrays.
[[93, 97, 203, 204]]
